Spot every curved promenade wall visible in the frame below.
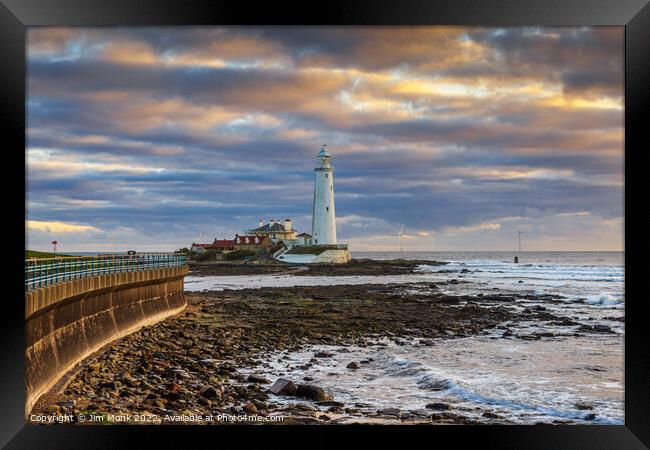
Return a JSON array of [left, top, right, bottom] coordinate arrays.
[[24, 266, 188, 416]]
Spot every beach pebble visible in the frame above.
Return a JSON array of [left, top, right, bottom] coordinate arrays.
[[296, 384, 333, 401], [270, 378, 298, 396], [426, 402, 451, 411], [247, 374, 271, 384]]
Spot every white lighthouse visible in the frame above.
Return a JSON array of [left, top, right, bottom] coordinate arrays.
[[311, 145, 337, 245], [274, 144, 350, 264]]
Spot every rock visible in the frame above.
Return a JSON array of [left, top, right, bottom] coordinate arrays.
[[197, 396, 212, 407], [346, 361, 360, 370], [575, 403, 593, 410], [426, 402, 451, 411], [247, 374, 271, 384], [167, 382, 182, 393], [519, 334, 541, 340], [252, 399, 267, 410], [164, 391, 180, 401], [295, 384, 333, 401], [201, 387, 220, 399], [482, 412, 500, 419], [56, 400, 75, 410], [584, 413, 597, 421], [578, 324, 613, 333], [303, 376, 314, 382], [550, 318, 579, 326], [377, 407, 401, 416], [243, 402, 258, 415], [167, 368, 190, 379], [315, 400, 345, 407], [314, 351, 334, 358], [269, 378, 298, 396], [403, 409, 426, 418], [293, 402, 319, 412], [535, 332, 556, 338]]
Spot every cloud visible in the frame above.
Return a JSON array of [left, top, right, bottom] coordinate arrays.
[[441, 222, 502, 236], [555, 211, 590, 217], [26, 220, 100, 233]]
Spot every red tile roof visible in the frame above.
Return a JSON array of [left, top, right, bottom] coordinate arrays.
[[211, 239, 234, 249]]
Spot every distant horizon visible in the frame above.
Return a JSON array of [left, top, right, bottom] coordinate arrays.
[[26, 247, 624, 254]]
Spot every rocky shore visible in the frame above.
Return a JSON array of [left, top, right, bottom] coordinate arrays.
[[31, 280, 585, 425], [188, 258, 440, 277]]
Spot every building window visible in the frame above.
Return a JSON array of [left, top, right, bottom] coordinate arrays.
[[315, 239, 317, 243], [326, 207, 329, 211], [325, 173, 328, 178]]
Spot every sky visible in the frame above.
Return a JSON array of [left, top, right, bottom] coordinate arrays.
[[26, 26, 624, 252]]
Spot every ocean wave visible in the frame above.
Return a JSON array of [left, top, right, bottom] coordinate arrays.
[[582, 293, 623, 306], [443, 378, 621, 424], [416, 262, 624, 286], [386, 355, 621, 424]]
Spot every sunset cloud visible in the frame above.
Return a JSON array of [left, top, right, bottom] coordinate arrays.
[[27, 220, 100, 233]]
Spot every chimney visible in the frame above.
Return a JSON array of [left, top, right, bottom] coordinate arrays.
[[284, 218, 292, 231], [258, 218, 264, 227]]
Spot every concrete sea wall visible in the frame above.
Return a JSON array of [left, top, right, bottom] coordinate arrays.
[[25, 266, 188, 416]]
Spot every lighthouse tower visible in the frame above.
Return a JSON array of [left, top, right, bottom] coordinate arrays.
[[311, 145, 337, 245]]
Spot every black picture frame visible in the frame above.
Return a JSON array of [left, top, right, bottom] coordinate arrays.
[[1, 0, 648, 448]]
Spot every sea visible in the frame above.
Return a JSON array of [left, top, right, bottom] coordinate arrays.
[[187, 251, 625, 424]]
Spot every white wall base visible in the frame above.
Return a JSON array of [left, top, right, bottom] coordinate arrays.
[[275, 248, 351, 264]]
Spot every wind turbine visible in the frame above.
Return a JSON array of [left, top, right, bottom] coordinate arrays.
[[108, 235, 117, 253], [195, 229, 204, 243], [398, 224, 405, 253]]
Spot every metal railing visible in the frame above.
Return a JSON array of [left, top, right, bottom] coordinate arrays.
[[25, 253, 187, 291]]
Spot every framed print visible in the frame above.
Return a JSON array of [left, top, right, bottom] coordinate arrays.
[[1, 0, 648, 448]]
